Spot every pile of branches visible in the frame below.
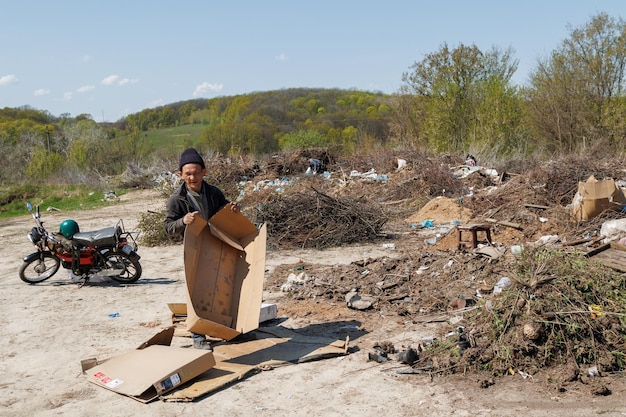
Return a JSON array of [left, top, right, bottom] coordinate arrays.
[[419, 247, 626, 393], [253, 187, 387, 249]]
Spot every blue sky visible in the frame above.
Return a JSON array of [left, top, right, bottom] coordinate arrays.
[[1, 1, 625, 122]]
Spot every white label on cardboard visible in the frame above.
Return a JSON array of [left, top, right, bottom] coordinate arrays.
[[105, 379, 123, 388], [93, 371, 123, 388], [160, 373, 181, 391]]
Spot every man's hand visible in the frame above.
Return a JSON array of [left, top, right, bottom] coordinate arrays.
[[183, 211, 199, 225], [229, 202, 241, 213]]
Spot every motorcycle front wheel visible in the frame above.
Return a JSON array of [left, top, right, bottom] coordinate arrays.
[[19, 252, 60, 284], [101, 251, 142, 283]]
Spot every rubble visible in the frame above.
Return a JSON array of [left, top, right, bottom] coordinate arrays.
[[253, 153, 626, 395]]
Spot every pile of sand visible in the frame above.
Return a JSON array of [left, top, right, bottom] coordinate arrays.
[[405, 196, 472, 224]]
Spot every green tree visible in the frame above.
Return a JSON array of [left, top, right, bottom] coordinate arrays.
[[399, 42, 522, 155], [278, 129, 327, 149], [526, 13, 626, 154], [26, 147, 64, 179]]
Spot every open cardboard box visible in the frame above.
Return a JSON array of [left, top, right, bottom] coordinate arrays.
[[183, 206, 267, 341], [81, 327, 215, 403], [570, 175, 626, 221]]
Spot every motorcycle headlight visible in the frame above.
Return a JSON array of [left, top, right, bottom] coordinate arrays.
[[29, 227, 42, 243]]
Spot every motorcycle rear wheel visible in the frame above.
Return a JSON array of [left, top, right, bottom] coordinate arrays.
[[102, 251, 142, 283], [19, 252, 60, 284]]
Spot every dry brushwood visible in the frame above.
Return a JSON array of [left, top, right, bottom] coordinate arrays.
[[253, 187, 387, 249]]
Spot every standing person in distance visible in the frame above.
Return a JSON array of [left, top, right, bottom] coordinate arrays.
[[164, 147, 240, 350]]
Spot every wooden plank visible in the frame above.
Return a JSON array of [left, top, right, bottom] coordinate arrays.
[[586, 242, 626, 272], [585, 243, 610, 258], [525, 204, 549, 210], [484, 218, 523, 230], [562, 237, 592, 247]]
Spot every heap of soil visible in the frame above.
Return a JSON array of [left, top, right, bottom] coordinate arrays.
[[405, 196, 473, 224]]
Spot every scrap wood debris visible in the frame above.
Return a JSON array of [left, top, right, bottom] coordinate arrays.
[[250, 152, 626, 395]]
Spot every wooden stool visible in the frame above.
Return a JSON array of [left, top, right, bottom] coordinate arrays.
[[457, 224, 493, 250]]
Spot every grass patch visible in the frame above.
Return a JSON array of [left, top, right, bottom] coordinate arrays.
[[0, 185, 127, 219]]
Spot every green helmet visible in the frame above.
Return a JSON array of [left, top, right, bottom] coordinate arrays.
[[59, 219, 80, 239]]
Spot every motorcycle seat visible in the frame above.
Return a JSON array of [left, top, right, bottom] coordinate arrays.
[[72, 226, 121, 247]]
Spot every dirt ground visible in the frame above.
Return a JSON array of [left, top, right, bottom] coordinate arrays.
[[1, 188, 626, 417]]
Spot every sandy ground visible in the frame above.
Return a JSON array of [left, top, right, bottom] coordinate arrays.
[[1, 189, 626, 416]]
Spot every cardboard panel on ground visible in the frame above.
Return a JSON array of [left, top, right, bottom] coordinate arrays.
[[183, 207, 267, 341], [82, 323, 348, 403], [162, 325, 350, 402], [81, 327, 216, 403]]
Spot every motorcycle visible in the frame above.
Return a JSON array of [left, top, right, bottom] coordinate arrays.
[[19, 202, 142, 285]]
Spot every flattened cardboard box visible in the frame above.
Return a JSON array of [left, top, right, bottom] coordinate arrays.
[[571, 175, 626, 221], [183, 206, 267, 341], [81, 327, 216, 403]]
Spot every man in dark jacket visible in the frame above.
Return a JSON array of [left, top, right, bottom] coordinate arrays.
[[164, 147, 240, 349]]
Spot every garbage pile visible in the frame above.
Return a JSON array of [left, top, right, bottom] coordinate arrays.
[[257, 152, 626, 395]]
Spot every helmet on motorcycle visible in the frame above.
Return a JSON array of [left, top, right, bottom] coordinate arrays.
[[59, 219, 80, 239]]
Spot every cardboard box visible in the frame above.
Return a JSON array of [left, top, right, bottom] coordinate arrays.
[[81, 327, 216, 403], [183, 206, 267, 341], [571, 176, 626, 221]]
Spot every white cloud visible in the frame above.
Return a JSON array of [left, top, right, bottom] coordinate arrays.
[[34, 88, 50, 96], [117, 77, 139, 86], [148, 98, 164, 108], [77, 85, 95, 93], [101, 74, 138, 86], [63, 92, 73, 100], [0, 74, 18, 86], [101, 75, 119, 85], [275, 53, 289, 61], [192, 82, 223, 97]]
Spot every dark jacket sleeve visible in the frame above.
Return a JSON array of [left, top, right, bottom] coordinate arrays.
[[164, 192, 189, 240]]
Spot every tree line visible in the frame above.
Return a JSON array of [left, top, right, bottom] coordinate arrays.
[[0, 12, 624, 184]]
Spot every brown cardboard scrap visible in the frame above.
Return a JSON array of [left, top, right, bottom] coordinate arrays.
[[162, 325, 349, 402]]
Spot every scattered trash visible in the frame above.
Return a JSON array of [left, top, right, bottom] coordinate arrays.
[[280, 272, 311, 292], [421, 336, 435, 345], [474, 246, 503, 259], [416, 265, 430, 275], [108, 312, 120, 318], [368, 351, 390, 363], [345, 290, 375, 310], [397, 348, 419, 365], [600, 219, 626, 244], [535, 235, 559, 246], [493, 277, 511, 294]]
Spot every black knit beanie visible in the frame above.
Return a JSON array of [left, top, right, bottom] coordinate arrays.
[[178, 148, 205, 171]]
